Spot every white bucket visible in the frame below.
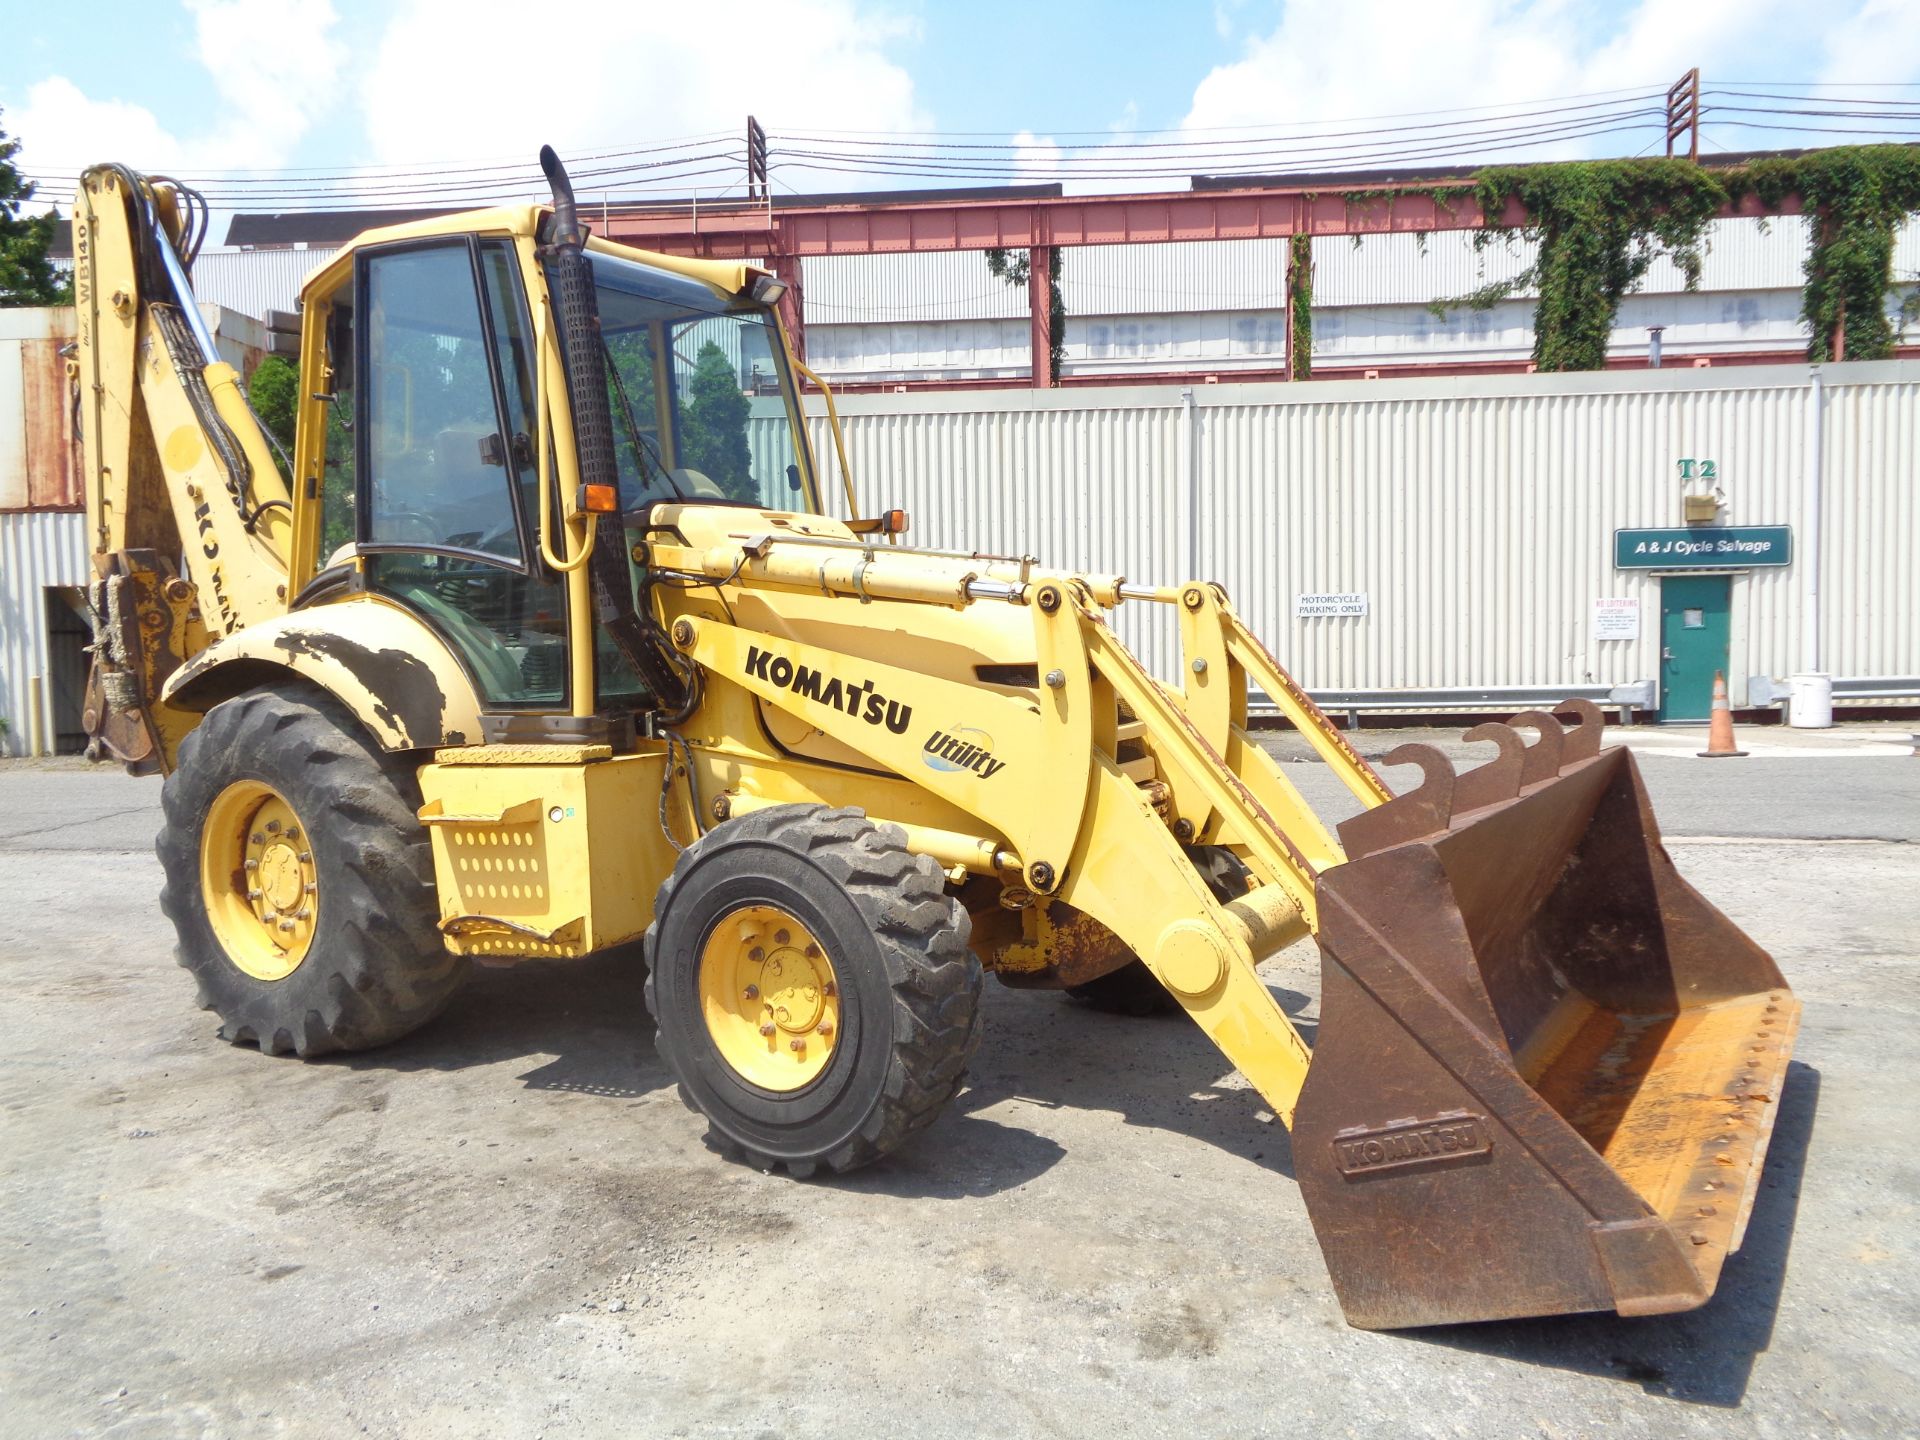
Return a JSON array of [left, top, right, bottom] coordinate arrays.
[[1788, 672, 1833, 729]]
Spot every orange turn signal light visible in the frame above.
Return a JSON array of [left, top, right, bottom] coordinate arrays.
[[577, 483, 618, 514], [883, 508, 909, 534]]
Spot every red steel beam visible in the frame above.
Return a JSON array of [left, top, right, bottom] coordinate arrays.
[[602, 179, 1809, 387], [604, 182, 1802, 260]]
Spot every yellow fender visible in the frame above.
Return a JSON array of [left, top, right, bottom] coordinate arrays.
[[161, 597, 485, 752]]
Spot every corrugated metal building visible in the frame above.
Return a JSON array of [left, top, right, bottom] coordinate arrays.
[[0, 304, 268, 756], [194, 212, 1920, 384], [5, 295, 1914, 751], [797, 216, 1920, 382], [796, 361, 1917, 708]]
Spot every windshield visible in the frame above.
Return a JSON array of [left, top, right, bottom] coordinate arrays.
[[562, 248, 813, 514]]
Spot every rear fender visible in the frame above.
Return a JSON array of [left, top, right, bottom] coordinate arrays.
[[160, 598, 484, 752]]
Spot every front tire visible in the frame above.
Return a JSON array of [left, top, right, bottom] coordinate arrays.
[[157, 685, 466, 1057], [644, 804, 983, 1177]]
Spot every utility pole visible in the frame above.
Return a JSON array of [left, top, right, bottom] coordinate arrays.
[[746, 116, 769, 202], [1665, 68, 1701, 161]]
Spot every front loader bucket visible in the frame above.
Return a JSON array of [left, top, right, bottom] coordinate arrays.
[[1293, 705, 1800, 1330]]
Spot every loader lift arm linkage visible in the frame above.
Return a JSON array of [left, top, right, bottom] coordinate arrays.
[[654, 524, 1800, 1329]]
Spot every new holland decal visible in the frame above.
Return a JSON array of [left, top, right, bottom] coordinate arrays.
[[743, 645, 913, 734], [923, 727, 1007, 780]]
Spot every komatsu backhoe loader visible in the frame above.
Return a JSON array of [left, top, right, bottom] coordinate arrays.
[[69, 151, 1800, 1329]]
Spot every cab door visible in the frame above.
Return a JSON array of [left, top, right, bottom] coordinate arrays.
[[354, 237, 571, 714]]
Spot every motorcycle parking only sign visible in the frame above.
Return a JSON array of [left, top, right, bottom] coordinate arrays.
[[1295, 592, 1370, 618]]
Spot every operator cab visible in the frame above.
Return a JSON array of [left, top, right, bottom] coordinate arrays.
[[294, 214, 821, 727]]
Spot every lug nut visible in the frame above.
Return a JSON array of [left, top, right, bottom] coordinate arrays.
[[822, 982, 836, 997], [297, 852, 312, 863], [749, 946, 764, 962], [250, 833, 264, 845], [759, 1023, 776, 1037], [244, 859, 259, 872], [805, 943, 821, 958], [278, 919, 294, 933], [246, 889, 262, 901], [266, 820, 281, 833], [817, 1022, 833, 1037], [789, 1038, 805, 1052], [744, 985, 759, 1001], [304, 882, 317, 895], [295, 907, 312, 920], [774, 929, 791, 945]]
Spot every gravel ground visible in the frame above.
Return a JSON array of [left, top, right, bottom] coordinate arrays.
[[0, 753, 1915, 1439]]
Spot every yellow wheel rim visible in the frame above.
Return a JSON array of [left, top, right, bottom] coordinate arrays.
[[199, 780, 319, 982], [697, 905, 840, 1092]]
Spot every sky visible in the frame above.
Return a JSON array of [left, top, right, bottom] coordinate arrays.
[[4, 0, 1919, 222]]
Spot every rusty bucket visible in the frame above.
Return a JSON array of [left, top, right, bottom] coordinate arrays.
[[1293, 702, 1800, 1330]]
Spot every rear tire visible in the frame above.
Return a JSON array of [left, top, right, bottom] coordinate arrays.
[[644, 804, 983, 1177], [157, 685, 465, 1057]]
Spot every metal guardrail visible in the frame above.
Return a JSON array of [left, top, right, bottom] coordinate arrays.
[[1748, 676, 1920, 706], [1252, 682, 1655, 727]]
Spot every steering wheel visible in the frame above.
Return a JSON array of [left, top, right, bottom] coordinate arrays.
[[371, 508, 444, 547], [668, 467, 730, 501]]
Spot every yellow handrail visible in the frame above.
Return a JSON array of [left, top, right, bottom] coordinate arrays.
[[787, 349, 859, 520]]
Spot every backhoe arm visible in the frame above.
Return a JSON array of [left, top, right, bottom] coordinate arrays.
[[71, 164, 294, 770]]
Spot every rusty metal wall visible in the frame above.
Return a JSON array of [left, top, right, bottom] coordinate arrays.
[[0, 510, 90, 756], [0, 308, 82, 511], [804, 361, 1919, 699]]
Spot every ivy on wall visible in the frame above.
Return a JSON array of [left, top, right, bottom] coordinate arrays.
[[1344, 145, 1920, 370], [1288, 231, 1313, 379], [1727, 146, 1920, 361], [985, 246, 1067, 383], [1457, 160, 1725, 371]]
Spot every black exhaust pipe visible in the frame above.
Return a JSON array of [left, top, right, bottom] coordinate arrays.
[[539, 146, 697, 722]]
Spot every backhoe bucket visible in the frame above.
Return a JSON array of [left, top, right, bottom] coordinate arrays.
[[1293, 706, 1800, 1330]]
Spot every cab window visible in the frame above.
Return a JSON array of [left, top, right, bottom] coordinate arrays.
[[356, 238, 568, 709]]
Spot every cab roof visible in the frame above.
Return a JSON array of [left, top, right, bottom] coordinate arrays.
[[296, 204, 764, 306]]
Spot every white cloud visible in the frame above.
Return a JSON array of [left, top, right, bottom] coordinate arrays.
[[1009, 129, 1064, 180], [9, 76, 191, 183], [1817, 0, 1920, 85], [1180, 0, 1814, 160], [357, 0, 926, 194], [186, 0, 348, 158], [9, 0, 346, 187]]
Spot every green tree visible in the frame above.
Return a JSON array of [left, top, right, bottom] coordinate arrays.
[[678, 340, 754, 500], [1, 109, 71, 307], [248, 354, 300, 473]]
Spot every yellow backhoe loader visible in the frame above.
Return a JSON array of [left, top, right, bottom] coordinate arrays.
[[69, 151, 1800, 1329]]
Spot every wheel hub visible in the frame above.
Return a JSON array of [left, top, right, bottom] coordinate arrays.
[[698, 905, 840, 1092], [200, 781, 318, 982]]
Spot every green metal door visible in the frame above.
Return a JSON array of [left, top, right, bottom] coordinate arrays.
[[1658, 575, 1731, 722]]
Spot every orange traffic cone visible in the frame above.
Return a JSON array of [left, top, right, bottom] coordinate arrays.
[[1698, 671, 1748, 757]]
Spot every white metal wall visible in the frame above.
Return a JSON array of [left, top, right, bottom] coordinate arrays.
[[801, 362, 1920, 700], [0, 510, 89, 756], [189, 247, 338, 321]]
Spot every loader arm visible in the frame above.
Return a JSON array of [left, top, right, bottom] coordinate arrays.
[[661, 536, 1389, 1129], [70, 165, 294, 771], [657, 522, 1799, 1330]]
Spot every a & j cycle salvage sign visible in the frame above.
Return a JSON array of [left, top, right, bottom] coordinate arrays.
[[1614, 526, 1792, 570]]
